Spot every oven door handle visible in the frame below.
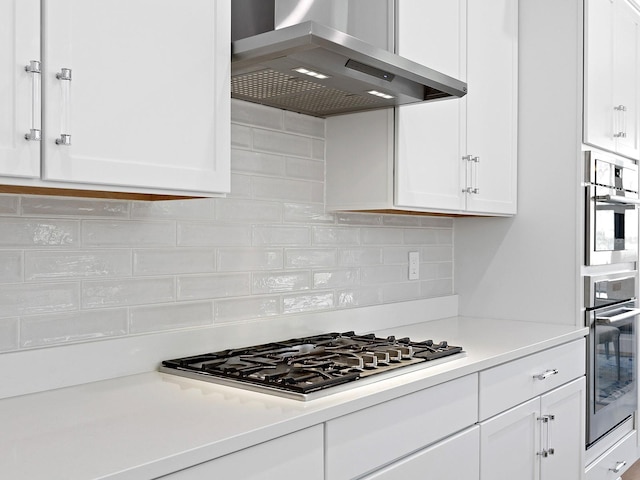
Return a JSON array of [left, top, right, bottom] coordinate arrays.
[[596, 308, 640, 324], [595, 194, 640, 205]]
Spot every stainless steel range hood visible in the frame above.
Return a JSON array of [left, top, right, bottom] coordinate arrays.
[[231, 1, 467, 118]]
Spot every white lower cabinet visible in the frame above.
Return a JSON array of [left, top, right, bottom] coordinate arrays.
[[362, 426, 479, 480], [478, 339, 587, 480], [159, 425, 323, 480], [480, 378, 586, 480], [325, 374, 478, 480]]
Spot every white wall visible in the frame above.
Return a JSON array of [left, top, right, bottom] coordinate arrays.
[[0, 99, 455, 355], [454, 0, 584, 326]]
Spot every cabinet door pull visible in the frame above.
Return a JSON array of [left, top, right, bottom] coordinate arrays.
[[462, 155, 480, 194], [614, 105, 627, 138], [55, 68, 72, 146], [24, 60, 41, 141], [533, 369, 558, 380], [610, 461, 627, 473]]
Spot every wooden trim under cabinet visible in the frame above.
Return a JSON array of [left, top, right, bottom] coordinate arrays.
[[0, 185, 200, 201]]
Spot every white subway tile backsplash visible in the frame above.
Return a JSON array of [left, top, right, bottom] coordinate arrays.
[[311, 182, 324, 203], [0, 282, 78, 317], [217, 248, 283, 272], [421, 246, 454, 262], [21, 196, 129, 218], [421, 217, 453, 228], [231, 124, 253, 148], [231, 149, 287, 176], [130, 198, 214, 221], [215, 295, 280, 323], [361, 227, 404, 245], [252, 225, 310, 246], [0, 100, 455, 357], [0, 218, 78, 247], [285, 248, 337, 268], [253, 129, 312, 157], [252, 271, 310, 294], [283, 203, 335, 224], [382, 282, 422, 303], [0, 317, 19, 352], [282, 291, 334, 314], [285, 157, 324, 182], [25, 250, 132, 281], [313, 226, 360, 245], [337, 287, 383, 308], [0, 251, 22, 282], [82, 220, 176, 247], [383, 247, 414, 265], [361, 265, 407, 285], [215, 198, 282, 223], [313, 269, 359, 289], [311, 139, 324, 160], [338, 248, 383, 266], [284, 111, 324, 138], [421, 279, 454, 297], [382, 215, 422, 227], [21, 309, 127, 347], [178, 222, 251, 247], [0, 195, 19, 215], [134, 249, 216, 275], [230, 173, 253, 198], [82, 277, 175, 309], [404, 228, 439, 245], [231, 99, 283, 129], [178, 273, 251, 300], [336, 213, 383, 226], [130, 301, 213, 333], [252, 176, 322, 203]]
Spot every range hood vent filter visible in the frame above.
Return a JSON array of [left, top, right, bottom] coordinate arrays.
[[232, 68, 385, 116]]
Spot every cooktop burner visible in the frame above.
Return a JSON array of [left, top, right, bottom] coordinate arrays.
[[160, 331, 464, 400]]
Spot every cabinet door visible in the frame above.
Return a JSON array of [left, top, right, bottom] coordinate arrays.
[[464, 0, 518, 215], [585, 0, 640, 160], [0, 0, 40, 178], [539, 378, 585, 480], [584, 0, 616, 153], [612, 0, 640, 159], [159, 426, 323, 480], [479, 397, 540, 480], [42, 0, 230, 194], [394, 0, 466, 212], [363, 426, 479, 480]]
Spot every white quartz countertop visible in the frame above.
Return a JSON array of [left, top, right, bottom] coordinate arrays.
[[0, 316, 587, 480]]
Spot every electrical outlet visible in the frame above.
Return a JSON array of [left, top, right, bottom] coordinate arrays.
[[409, 251, 419, 280]]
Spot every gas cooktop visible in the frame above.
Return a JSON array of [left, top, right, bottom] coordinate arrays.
[[159, 331, 464, 400]]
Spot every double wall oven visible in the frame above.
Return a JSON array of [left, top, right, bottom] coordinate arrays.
[[584, 150, 640, 450]]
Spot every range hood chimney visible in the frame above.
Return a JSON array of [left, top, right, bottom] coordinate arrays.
[[231, 0, 467, 118]]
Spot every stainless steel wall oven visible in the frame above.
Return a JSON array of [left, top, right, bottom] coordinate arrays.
[[585, 271, 638, 447], [585, 151, 639, 266]]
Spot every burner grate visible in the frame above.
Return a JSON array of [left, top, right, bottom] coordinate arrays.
[[161, 331, 463, 399]]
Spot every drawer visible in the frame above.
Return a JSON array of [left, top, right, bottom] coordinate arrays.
[[478, 339, 585, 420], [325, 374, 478, 480], [585, 431, 638, 480]]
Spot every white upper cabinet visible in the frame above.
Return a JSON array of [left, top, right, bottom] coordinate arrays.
[[0, 0, 41, 179], [396, 0, 517, 215], [584, 0, 640, 160], [0, 0, 230, 198], [325, 0, 518, 216]]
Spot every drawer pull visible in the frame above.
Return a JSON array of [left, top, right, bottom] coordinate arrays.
[[533, 369, 559, 380], [610, 461, 626, 473]]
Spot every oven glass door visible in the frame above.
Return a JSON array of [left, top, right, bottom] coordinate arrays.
[[587, 185, 639, 265], [588, 300, 638, 444]]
